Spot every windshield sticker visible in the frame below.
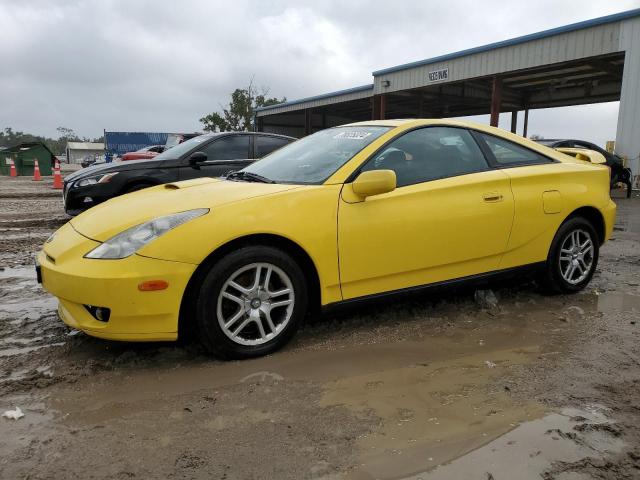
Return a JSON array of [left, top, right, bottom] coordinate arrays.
[[333, 131, 373, 140]]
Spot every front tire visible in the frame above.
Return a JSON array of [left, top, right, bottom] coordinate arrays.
[[539, 217, 599, 294], [195, 246, 308, 359]]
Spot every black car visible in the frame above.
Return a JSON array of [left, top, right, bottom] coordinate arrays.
[[80, 155, 103, 169], [63, 132, 295, 215], [537, 139, 633, 198]]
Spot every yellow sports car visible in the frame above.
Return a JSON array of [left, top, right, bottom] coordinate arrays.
[[38, 119, 616, 358]]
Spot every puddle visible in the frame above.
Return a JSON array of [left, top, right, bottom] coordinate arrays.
[[48, 316, 548, 425], [596, 292, 640, 313], [0, 232, 49, 241], [0, 267, 37, 280], [0, 342, 65, 358], [403, 405, 625, 480], [613, 218, 640, 234], [0, 335, 48, 345], [0, 296, 58, 320], [324, 348, 544, 480]]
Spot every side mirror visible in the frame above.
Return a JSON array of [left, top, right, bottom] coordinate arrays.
[[189, 151, 207, 168], [352, 170, 396, 199]]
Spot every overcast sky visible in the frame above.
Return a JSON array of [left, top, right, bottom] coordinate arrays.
[[1, 0, 638, 145]]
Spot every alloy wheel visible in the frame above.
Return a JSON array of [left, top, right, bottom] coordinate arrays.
[[559, 229, 594, 285], [216, 262, 295, 346]]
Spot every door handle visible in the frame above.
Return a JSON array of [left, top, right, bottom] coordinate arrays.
[[483, 192, 503, 202]]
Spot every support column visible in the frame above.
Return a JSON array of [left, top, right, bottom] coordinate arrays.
[[615, 22, 640, 185], [304, 109, 312, 136], [490, 76, 502, 127], [510, 111, 518, 133], [372, 94, 387, 120], [523, 108, 529, 138]]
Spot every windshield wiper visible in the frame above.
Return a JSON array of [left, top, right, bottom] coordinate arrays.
[[225, 171, 274, 183]]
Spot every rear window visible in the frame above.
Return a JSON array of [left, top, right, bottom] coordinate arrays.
[[255, 136, 292, 158], [479, 133, 552, 166], [153, 135, 214, 160]]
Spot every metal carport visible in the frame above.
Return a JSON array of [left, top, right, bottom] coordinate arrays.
[[256, 8, 640, 179]]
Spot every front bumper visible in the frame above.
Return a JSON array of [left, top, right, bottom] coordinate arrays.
[[38, 223, 197, 342], [63, 182, 114, 216]]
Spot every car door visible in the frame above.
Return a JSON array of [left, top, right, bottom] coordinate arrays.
[[179, 135, 252, 180], [338, 126, 515, 300], [474, 132, 561, 271]]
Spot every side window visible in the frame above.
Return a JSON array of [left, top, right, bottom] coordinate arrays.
[[202, 136, 250, 161], [255, 136, 292, 158], [479, 133, 551, 166], [361, 127, 489, 187]]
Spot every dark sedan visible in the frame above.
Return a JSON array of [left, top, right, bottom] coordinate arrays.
[[63, 132, 295, 215], [537, 138, 633, 198]]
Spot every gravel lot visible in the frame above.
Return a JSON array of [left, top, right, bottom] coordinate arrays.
[[1, 174, 639, 479]]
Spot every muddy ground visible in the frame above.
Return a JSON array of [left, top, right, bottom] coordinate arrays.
[[1, 174, 639, 479]]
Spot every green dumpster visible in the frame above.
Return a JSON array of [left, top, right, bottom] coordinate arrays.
[[0, 150, 16, 175], [0, 142, 55, 176]]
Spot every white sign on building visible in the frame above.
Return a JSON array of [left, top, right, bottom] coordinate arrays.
[[428, 68, 449, 82]]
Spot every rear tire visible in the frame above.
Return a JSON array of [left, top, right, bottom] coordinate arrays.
[[195, 245, 308, 359], [539, 217, 599, 294]]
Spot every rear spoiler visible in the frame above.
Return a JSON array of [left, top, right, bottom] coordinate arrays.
[[555, 147, 607, 165]]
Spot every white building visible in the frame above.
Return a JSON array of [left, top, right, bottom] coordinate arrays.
[[66, 142, 105, 164]]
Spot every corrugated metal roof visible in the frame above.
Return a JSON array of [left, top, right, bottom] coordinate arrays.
[[372, 8, 640, 76], [255, 84, 373, 114], [256, 8, 639, 118], [66, 142, 105, 150]]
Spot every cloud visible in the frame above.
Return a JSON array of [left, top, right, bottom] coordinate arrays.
[[0, 0, 636, 145]]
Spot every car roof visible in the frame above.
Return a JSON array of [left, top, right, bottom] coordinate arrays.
[[341, 118, 509, 131], [205, 132, 296, 140], [340, 118, 539, 138]]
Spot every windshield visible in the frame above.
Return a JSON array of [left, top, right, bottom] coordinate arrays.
[[153, 134, 214, 161], [241, 126, 391, 184], [165, 134, 184, 150]]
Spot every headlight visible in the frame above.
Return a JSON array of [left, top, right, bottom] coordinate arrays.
[[75, 172, 119, 187], [85, 209, 209, 259]]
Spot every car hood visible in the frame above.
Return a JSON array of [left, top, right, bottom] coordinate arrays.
[[65, 157, 172, 182], [69, 177, 302, 242]]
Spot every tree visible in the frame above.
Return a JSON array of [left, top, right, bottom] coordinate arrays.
[[200, 80, 285, 132], [0, 126, 101, 154], [56, 127, 79, 142], [0, 127, 45, 149]]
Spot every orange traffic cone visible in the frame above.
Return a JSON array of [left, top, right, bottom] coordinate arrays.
[[33, 159, 42, 181], [9, 159, 17, 177], [52, 160, 63, 190]]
